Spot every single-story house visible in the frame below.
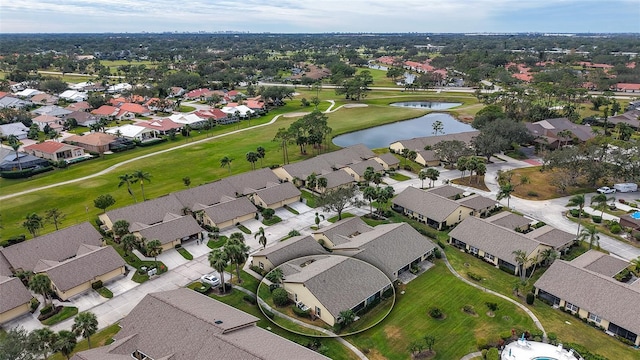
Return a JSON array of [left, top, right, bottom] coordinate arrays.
[[137, 118, 183, 135], [415, 149, 440, 166], [281, 255, 391, 326], [0, 122, 29, 140], [91, 105, 120, 118], [614, 83, 640, 92], [30, 93, 59, 105], [525, 118, 595, 149], [608, 110, 640, 130], [118, 102, 151, 117], [168, 113, 207, 127], [486, 211, 532, 232], [251, 182, 301, 209], [251, 235, 326, 272], [106, 124, 158, 142], [224, 168, 282, 196], [64, 132, 118, 154], [311, 169, 354, 194], [32, 115, 64, 131], [173, 180, 237, 211], [70, 289, 329, 360], [59, 90, 88, 102], [426, 184, 464, 199], [342, 159, 384, 182], [15, 88, 43, 98], [619, 213, 640, 236], [169, 86, 185, 97], [100, 194, 186, 230], [221, 104, 255, 117], [0, 146, 49, 172], [374, 152, 400, 170], [456, 194, 499, 218], [393, 186, 474, 230], [389, 131, 480, 153], [194, 108, 236, 124], [184, 88, 213, 100], [106, 83, 132, 94], [0, 96, 32, 109], [31, 105, 71, 117], [135, 215, 203, 251], [0, 276, 33, 324], [201, 197, 258, 230], [534, 251, 639, 346], [23, 141, 87, 163], [60, 111, 100, 127], [65, 101, 92, 113]]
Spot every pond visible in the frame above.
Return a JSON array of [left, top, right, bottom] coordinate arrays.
[[332, 112, 474, 149], [390, 101, 462, 110]]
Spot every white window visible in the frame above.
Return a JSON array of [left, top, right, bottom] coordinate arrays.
[[588, 313, 601, 323], [315, 306, 321, 317], [259, 262, 264, 269], [294, 293, 298, 302], [485, 253, 495, 261], [565, 302, 579, 313], [469, 246, 479, 255]]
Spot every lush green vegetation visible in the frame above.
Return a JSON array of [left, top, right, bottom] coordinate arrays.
[[207, 235, 228, 249], [96, 287, 113, 298], [50, 323, 121, 360], [41, 306, 78, 326], [388, 172, 411, 181], [177, 247, 193, 260], [326, 212, 355, 223]]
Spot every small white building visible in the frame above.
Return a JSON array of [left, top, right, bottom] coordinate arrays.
[[106, 124, 158, 142], [59, 90, 88, 102], [221, 105, 255, 117]]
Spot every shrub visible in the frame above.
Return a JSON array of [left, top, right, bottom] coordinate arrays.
[[527, 191, 539, 197], [263, 309, 274, 318], [195, 283, 211, 294], [429, 307, 443, 319], [262, 208, 275, 220], [467, 272, 482, 281], [481, 349, 487, 359], [547, 332, 558, 345], [485, 302, 499, 311], [486, 348, 499, 360], [30, 298, 40, 313], [526, 293, 535, 305], [499, 331, 512, 341], [293, 306, 311, 318], [476, 338, 489, 350], [91, 280, 103, 290], [272, 288, 289, 307], [609, 224, 622, 234], [591, 215, 602, 223], [434, 248, 442, 259], [6, 235, 27, 246], [243, 294, 257, 305]]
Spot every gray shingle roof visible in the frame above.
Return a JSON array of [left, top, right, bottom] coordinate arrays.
[[394, 186, 469, 222], [137, 216, 202, 245], [570, 250, 630, 277], [345, 159, 384, 177], [391, 131, 480, 150], [525, 226, 575, 249], [456, 194, 497, 211], [319, 169, 355, 190], [332, 223, 436, 279], [0, 276, 32, 314], [279, 145, 374, 180], [0, 222, 102, 272], [375, 153, 400, 167], [534, 260, 640, 336], [417, 149, 439, 162], [253, 235, 326, 267], [284, 256, 390, 318], [313, 217, 373, 246], [105, 194, 185, 227], [223, 168, 281, 196], [73, 289, 328, 360], [486, 212, 532, 230], [203, 197, 257, 225], [425, 184, 465, 199], [172, 180, 237, 209], [448, 217, 541, 263], [252, 182, 300, 206], [45, 246, 125, 292]]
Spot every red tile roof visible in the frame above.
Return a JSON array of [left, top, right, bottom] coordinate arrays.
[[119, 102, 149, 114], [92, 105, 119, 116], [185, 88, 212, 99], [194, 108, 227, 120], [0, 91, 8, 99], [65, 101, 92, 112], [24, 141, 68, 154], [137, 118, 182, 132], [616, 83, 640, 91]]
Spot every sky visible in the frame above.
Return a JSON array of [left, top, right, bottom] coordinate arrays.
[[0, 0, 639, 34]]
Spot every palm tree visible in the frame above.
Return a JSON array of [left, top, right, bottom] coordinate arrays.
[[512, 249, 529, 282], [117, 173, 137, 203], [475, 162, 486, 184], [591, 193, 615, 218], [111, 219, 130, 240], [121, 234, 138, 256], [578, 225, 600, 249], [246, 151, 259, 170], [418, 169, 428, 189], [338, 309, 356, 327], [497, 183, 515, 208], [363, 186, 378, 216], [146, 239, 163, 268], [567, 194, 586, 239], [540, 248, 558, 266], [432, 120, 444, 135], [254, 227, 267, 249], [208, 248, 228, 291], [44, 208, 65, 231], [306, 173, 318, 190], [266, 267, 284, 285], [425, 168, 440, 188], [407, 150, 417, 164], [132, 170, 151, 201], [72, 312, 98, 349], [8, 135, 22, 171], [372, 172, 383, 187], [316, 177, 328, 193], [55, 330, 77, 360], [363, 166, 376, 186], [23, 213, 43, 238], [557, 129, 573, 148], [28, 327, 57, 360], [226, 233, 249, 283], [220, 156, 233, 173], [256, 146, 266, 167], [29, 274, 52, 306]]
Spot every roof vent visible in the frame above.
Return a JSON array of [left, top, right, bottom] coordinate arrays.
[[214, 320, 223, 324]]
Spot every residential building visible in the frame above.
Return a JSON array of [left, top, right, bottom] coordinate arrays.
[[100, 194, 185, 230], [134, 215, 203, 252], [201, 197, 258, 229], [31, 105, 71, 117], [23, 141, 87, 163], [525, 117, 595, 149], [534, 251, 640, 346], [173, 180, 237, 211], [105, 124, 158, 141], [373, 152, 400, 170], [281, 255, 391, 326], [251, 182, 301, 209], [0, 122, 29, 140], [0, 146, 49, 172], [312, 217, 373, 248], [392, 186, 474, 230], [251, 235, 326, 272], [0, 276, 33, 324], [224, 168, 282, 196], [389, 131, 480, 154], [59, 90, 88, 102], [91, 105, 120, 118], [608, 110, 640, 130], [60, 111, 100, 127], [486, 211, 533, 232], [137, 118, 182, 135], [168, 113, 207, 127], [65, 101, 92, 113], [311, 169, 355, 193], [30, 93, 58, 105], [0, 96, 32, 109], [342, 158, 384, 182], [32, 114, 63, 131], [614, 83, 640, 92], [71, 289, 329, 360], [64, 133, 118, 154]]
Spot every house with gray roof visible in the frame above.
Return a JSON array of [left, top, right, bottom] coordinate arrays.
[[0, 122, 29, 140], [172, 180, 237, 210], [486, 211, 532, 232], [392, 186, 474, 230], [313, 169, 355, 193], [0, 96, 32, 109], [71, 288, 329, 360], [99, 194, 185, 230], [331, 222, 437, 281], [251, 182, 300, 209], [31, 105, 72, 117], [201, 196, 257, 229], [343, 158, 384, 182], [0, 276, 33, 324], [0, 145, 49, 172], [281, 255, 391, 326], [534, 251, 639, 346], [525, 117, 595, 149], [456, 194, 499, 217], [223, 168, 281, 196], [425, 184, 465, 199], [389, 131, 480, 154], [374, 152, 400, 170], [313, 216, 374, 248], [135, 215, 203, 251], [525, 226, 575, 251], [251, 235, 327, 272]]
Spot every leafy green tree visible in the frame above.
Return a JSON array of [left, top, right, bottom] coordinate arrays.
[[145, 239, 163, 268], [423, 335, 436, 351], [433, 140, 473, 167], [220, 156, 233, 173], [54, 330, 77, 360], [27, 328, 57, 360], [94, 194, 116, 213], [578, 225, 600, 250], [272, 287, 289, 306], [72, 312, 98, 349], [29, 274, 52, 306], [0, 327, 35, 360], [182, 176, 191, 188], [44, 208, 65, 231], [22, 213, 43, 238], [254, 226, 267, 249], [318, 186, 363, 221], [208, 248, 228, 290], [132, 170, 151, 201]]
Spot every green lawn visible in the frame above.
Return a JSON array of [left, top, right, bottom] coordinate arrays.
[[177, 247, 193, 260], [300, 190, 319, 208], [327, 212, 355, 223], [388, 172, 411, 181], [207, 236, 228, 249], [50, 323, 121, 360], [356, 67, 398, 87], [347, 260, 536, 360], [41, 306, 78, 326]]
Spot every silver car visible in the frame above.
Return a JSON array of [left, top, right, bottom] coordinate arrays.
[[200, 273, 221, 287]]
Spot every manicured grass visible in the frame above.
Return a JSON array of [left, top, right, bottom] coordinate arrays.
[[177, 105, 196, 112], [509, 166, 593, 200], [388, 172, 411, 181], [284, 204, 299, 215], [177, 247, 193, 260], [262, 216, 282, 226], [300, 190, 319, 208], [50, 323, 121, 360], [356, 67, 398, 88], [207, 236, 228, 249], [327, 212, 355, 223], [107, 239, 166, 283], [237, 224, 252, 234], [41, 306, 78, 326], [96, 287, 113, 298], [451, 175, 491, 192], [347, 260, 536, 360]]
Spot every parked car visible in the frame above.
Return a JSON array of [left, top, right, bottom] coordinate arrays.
[[596, 186, 616, 194], [200, 273, 221, 287]]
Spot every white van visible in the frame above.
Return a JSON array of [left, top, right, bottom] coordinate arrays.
[[613, 183, 638, 193]]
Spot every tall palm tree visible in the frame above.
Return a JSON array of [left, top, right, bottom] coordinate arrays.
[[23, 213, 43, 238], [316, 177, 328, 193], [540, 248, 558, 266], [121, 234, 138, 256], [29, 274, 52, 306], [145, 239, 163, 268], [497, 183, 515, 208], [254, 227, 267, 249], [44, 208, 65, 231], [512, 249, 529, 282], [132, 170, 151, 201], [363, 186, 378, 216], [72, 312, 98, 349], [567, 194, 586, 240], [28, 327, 57, 360], [578, 225, 600, 249], [372, 172, 383, 187], [225, 233, 249, 283], [306, 173, 318, 190], [111, 219, 130, 240], [8, 135, 22, 171], [425, 168, 440, 188], [474, 161, 486, 184], [591, 193, 615, 217], [220, 156, 233, 174], [208, 248, 228, 291], [245, 151, 259, 170], [55, 330, 77, 360], [418, 169, 428, 189], [363, 167, 376, 186], [256, 146, 266, 167], [117, 173, 137, 203]]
